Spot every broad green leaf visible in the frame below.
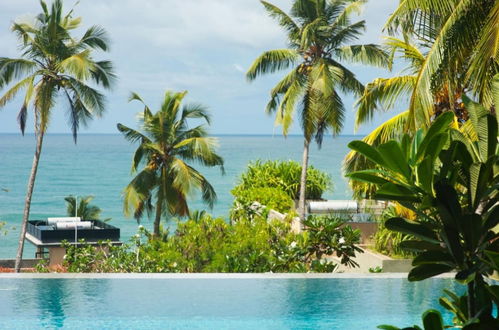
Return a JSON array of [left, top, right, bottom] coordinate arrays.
[[415, 112, 454, 162], [385, 217, 439, 243], [417, 157, 434, 194], [348, 140, 387, 167], [408, 264, 454, 281], [422, 309, 444, 330], [378, 140, 411, 179], [347, 171, 390, 186], [412, 251, 455, 267], [399, 240, 443, 252], [375, 183, 420, 202], [435, 182, 462, 229]]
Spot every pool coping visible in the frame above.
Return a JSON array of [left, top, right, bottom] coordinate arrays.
[[0, 272, 456, 279]]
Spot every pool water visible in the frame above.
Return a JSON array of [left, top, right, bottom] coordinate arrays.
[[0, 277, 462, 329]]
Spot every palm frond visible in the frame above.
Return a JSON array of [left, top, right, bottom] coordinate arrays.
[[276, 75, 304, 135], [65, 77, 105, 116], [334, 44, 390, 68], [59, 50, 95, 80], [465, 1, 499, 106], [266, 68, 301, 114], [334, 0, 367, 28], [261, 1, 299, 39], [383, 36, 425, 71], [355, 75, 416, 130], [90, 60, 116, 89], [326, 58, 364, 96], [246, 49, 299, 81], [0, 58, 36, 88], [117, 123, 150, 144], [33, 79, 57, 133], [79, 25, 109, 51], [0, 75, 35, 109], [181, 103, 211, 124], [329, 21, 366, 48], [123, 169, 157, 219]]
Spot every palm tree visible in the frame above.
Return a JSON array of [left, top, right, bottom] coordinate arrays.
[[246, 0, 388, 220], [64, 195, 108, 221], [117, 91, 224, 237], [384, 0, 499, 128], [0, 0, 115, 272]]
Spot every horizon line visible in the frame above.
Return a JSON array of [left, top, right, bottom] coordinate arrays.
[[0, 132, 365, 137]]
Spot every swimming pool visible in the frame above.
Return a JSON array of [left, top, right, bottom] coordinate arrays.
[[0, 274, 461, 329]]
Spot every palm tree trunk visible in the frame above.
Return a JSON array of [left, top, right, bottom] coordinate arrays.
[[15, 131, 45, 272], [298, 138, 310, 221], [153, 198, 163, 237]]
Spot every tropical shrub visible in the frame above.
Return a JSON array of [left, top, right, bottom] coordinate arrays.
[[230, 187, 294, 221], [232, 160, 332, 200], [303, 215, 363, 268], [54, 215, 361, 273], [233, 187, 294, 213], [348, 109, 499, 328]]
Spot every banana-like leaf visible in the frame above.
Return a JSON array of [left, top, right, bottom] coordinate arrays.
[[408, 264, 454, 282], [377, 141, 411, 180], [399, 240, 443, 252], [346, 171, 390, 186], [415, 112, 454, 162], [435, 182, 462, 229], [375, 183, 420, 202], [385, 217, 439, 243], [412, 251, 455, 267], [348, 140, 387, 167]]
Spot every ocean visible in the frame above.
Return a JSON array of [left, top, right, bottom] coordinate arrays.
[[0, 134, 357, 259]]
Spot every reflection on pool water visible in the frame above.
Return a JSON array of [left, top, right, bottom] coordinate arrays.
[[0, 277, 462, 329]]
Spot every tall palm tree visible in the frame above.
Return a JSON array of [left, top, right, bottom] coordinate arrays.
[[384, 0, 499, 128], [117, 91, 224, 237], [0, 0, 115, 272], [247, 0, 388, 220]]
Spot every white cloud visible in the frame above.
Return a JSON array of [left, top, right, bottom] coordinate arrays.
[[0, 0, 398, 135]]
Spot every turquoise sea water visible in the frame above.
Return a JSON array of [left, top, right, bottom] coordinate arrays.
[[0, 134, 354, 258], [0, 278, 462, 329]]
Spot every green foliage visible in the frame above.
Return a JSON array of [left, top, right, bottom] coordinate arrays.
[[233, 187, 294, 213], [64, 195, 109, 221], [373, 206, 415, 259], [34, 259, 50, 273], [232, 160, 331, 200], [303, 215, 363, 268], [55, 214, 362, 273], [118, 90, 224, 236], [369, 266, 383, 273], [348, 108, 499, 327], [230, 187, 294, 221], [247, 0, 388, 140]]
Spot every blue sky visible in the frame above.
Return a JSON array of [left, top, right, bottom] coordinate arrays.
[[0, 0, 403, 135]]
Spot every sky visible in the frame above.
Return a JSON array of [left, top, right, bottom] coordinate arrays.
[[0, 0, 403, 136]]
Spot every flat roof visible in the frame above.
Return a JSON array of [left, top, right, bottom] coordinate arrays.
[[25, 232, 122, 248]]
